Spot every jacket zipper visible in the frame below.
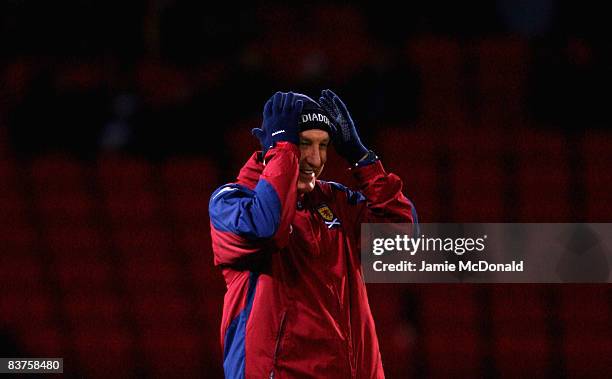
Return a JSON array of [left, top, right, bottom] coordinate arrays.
[[269, 310, 287, 379]]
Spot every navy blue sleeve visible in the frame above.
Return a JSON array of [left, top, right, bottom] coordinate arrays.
[[209, 180, 282, 240]]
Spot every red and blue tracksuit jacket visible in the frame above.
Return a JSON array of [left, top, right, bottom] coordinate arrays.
[[209, 142, 417, 378]]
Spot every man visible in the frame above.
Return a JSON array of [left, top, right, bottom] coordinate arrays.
[[209, 90, 417, 378]]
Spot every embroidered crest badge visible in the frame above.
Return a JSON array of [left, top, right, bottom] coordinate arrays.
[[316, 204, 341, 229]]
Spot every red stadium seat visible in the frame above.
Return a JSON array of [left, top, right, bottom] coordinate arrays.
[[406, 36, 464, 125], [177, 224, 225, 293], [477, 37, 528, 126], [0, 223, 36, 254], [478, 37, 528, 89], [35, 191, 95, 224], [20, 326, 65, 357], [558, 286, 611, 333], [563, 334, 612, 378], [166, 192, 211, 226], [515, 128, 567, 159], [0, 158, 18, 191], [375, 126, 441, 221], [64, 292, 124, 328], [43, 224, 105, 259], [256, 31, 323, 83], [0, 291, 54, 329], [0, 254, 45, 291], [419, 285, 480, 327], [420, 286, 482, 376], [140, 327, 206, 379], [451, 158, 505, 222], [26, 156, 95, 229], [161, 157, 219, 199], [104, 190, 161, 226], [72, 326, 135, 379], [112, 225, 172, 259], [120, 257, 181, 295], [517, 165, 571, 221], [406, 35, 462, 82], [311, 4, 372, 80], [115, 232, 177, 307], [583, 131, 612, 221], [132, 292, 192, 329], [583, 165, 612, 221], [0, 158, 24, 229], [162, 159, 216, 226], [490, 286, 551, 377], [54, 259, 114, 294], [97, 155, 154, 192], [224, 119, 261, 177], [562, 307, 612, 379], [515, 128, 571, 221], [161, 158, 219, 188], [495, 336, 551, 378], [376, 125, 438, 159], [136, 60, 190, 107], [446, 126, 506, 159], [368, 284, 418, 379], [0, 189, 28, 226], [490, 286, 548, 330], [193, 289, 224, 336], [29, 155, 88, 193], [0, 117, 10, 153], [175, 224, 211, 257], [424, 328, 483, 377]]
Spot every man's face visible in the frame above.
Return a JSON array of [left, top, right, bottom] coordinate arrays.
[[297, 129, 329, 194]]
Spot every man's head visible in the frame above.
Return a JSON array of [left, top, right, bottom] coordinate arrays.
[[294, 93, 333, 194]]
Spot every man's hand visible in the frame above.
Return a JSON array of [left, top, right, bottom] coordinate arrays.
[[319, 89, 368, 164], [252, 92, 304, 157]]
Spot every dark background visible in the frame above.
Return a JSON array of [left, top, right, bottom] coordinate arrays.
[[0, 1, 611, 377]]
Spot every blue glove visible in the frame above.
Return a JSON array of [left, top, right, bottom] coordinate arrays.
[[319, 89, 368, 164], [252, 92, 303, 158]]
